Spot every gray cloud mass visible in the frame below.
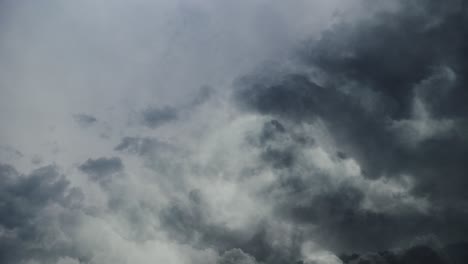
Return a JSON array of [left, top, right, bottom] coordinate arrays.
[[1, 0, 468, 263]]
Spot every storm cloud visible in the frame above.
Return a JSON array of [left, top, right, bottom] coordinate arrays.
[[233, 0, 468, 257], [1, 0, 468, 263], [0, 164, 84, 264]]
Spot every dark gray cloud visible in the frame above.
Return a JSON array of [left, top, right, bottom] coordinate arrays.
[[340, 242, 468, 264], [303, 0, 468, 120], [141, 106, 178, 128], [103, 0, 468, 261], [115, 136, 172, 157], [78, 157, 123, 183], [73, 113, 97, 128], [233, 0, 468, 256], [0, 164, 85, 264], [3, 0, 468, 263]]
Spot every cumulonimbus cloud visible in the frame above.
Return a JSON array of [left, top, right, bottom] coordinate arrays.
[[1, 0, 468, 264]]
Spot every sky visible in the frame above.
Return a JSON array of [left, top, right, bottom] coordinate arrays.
[[0, 0, 468, 263]]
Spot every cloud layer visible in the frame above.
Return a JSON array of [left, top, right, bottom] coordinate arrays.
[[1, 0, 468, 263]]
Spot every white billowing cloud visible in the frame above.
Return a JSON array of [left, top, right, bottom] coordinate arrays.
[[301, 241, 342, 264], [74, 214, 219, 264]]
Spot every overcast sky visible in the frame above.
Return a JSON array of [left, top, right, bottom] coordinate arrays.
[[1, 1, 468, 264]]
